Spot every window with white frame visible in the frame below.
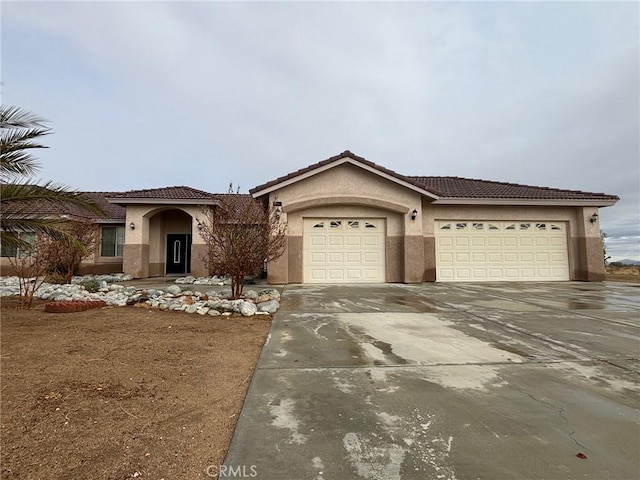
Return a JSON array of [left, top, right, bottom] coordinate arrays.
[[100, 226, 125, 257]]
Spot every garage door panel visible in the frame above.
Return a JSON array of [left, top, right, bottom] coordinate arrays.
[[520, 252, 535, 262], [363, 236, 380, 246], [472, 252, 486, 262], [456, 268, 471, 279], [536, 252, 550, 262], [310, 236, 326, 246], [327, 269, 345, 280], [471, 238, 486, 247], [519, 237, 534, 247], [310, 252, 326, 263], [345, 252, 361, 263], [346, 236, 362, 246], [438, 237, 454, 247], [363, 269, 383, 280], [471, 269, 487, 279], [436, 220, 569, 282], [504, 252, 518, 262], [304, 218, 385, 283], [487, 238, 502, 247], [455, 253, 470, 263], [455, 237, 470, 247], [503, 237, 518, 247], [309, 269, 327, 281], [489, 268, 504, 279], [346, 269, 362, 280], [364, 252, 381, 263], [439, 252, 454, 264], [329, 236, 344, 246], [328, 252, 344, 263], [487, 252, 502, 262]]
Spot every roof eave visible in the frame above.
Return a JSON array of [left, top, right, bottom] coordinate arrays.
[[250, 156, 440, 200], [432, 198, 619, 207], [106, 198, 220, 206]]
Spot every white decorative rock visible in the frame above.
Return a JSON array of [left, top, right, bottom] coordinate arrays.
[[239, 301, 257, 317], [166, 285, 182, 295], [257, 299, 280, 314]]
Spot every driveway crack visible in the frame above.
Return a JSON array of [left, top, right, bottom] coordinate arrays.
[[507, 384, 587, 450]]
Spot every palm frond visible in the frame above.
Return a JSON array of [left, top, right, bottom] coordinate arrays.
[[0, 152, 41, 180], [0, 105, 49, 130], [0, 217, 82, 251], [1, 105, 51, 180], [0, 181, 106, 217]]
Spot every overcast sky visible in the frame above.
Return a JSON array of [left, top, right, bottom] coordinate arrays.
[[2, 1, 639, 261]]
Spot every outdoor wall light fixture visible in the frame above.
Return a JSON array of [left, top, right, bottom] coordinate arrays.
[[197, 222, 203, 231], [273, 201, 283, 218], [590, 212, 598, 224], [411, 209, 418, 220], [129, 222, 135, 230]]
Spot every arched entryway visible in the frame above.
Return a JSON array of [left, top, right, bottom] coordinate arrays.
[[148, 209, 194, 276]]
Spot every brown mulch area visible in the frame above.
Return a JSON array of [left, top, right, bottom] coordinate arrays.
[[0, 297, 271, 480]]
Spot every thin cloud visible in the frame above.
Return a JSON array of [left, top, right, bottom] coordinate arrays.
[[3, 1, 638, 260]]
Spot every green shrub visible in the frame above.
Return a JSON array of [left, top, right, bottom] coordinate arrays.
[[44, 273, 67, 285], [77, 278, 101, 293]]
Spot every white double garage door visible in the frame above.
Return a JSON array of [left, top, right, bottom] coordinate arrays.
[[435, 220, 570, 281], [303, 217, 570, 283]]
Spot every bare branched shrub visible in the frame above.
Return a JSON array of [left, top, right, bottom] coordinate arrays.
[[6, 235, 54, 309], [40, 219, 99, 283], [199, 190, 286, 299]]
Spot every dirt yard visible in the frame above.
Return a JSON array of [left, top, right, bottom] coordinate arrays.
[[606, 264, 640, 283], [0, 298, 271, 480]]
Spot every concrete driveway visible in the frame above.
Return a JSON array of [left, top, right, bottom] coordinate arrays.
[[223, 282, 640, 480]]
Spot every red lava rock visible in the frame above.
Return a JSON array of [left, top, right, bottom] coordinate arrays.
[[576, 452, 588, 459], [44, 300, 107, 314]]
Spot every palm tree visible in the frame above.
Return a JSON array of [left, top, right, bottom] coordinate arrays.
[[1, 105, 104, 251]]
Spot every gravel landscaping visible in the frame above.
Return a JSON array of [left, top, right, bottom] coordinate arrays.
[[0, 275, 280, 316]]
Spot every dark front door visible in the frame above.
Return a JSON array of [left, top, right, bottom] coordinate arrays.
[[166, 234, 191, 275]]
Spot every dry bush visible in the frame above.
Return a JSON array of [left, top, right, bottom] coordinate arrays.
[[199, 191, 286, 299], [6, 237, 55, 308], [40, 219, 99, 283]]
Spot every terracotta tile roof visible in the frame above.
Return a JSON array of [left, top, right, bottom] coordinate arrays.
[[249, 150, 431, 195], [0, 190, 125, 222], [106, 186, 217, 201], [73, 192, 125, 221], [249, 150, 618, 203], [407, 176, 619, 201]]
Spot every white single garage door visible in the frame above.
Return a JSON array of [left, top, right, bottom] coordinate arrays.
[[303, 218, 385, 283], [435, 220, 570, 282]]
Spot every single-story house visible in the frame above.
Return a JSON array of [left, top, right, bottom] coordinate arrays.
[[1, 151, 618, 282]]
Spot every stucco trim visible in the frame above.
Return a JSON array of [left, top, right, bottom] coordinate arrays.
[[252, 157, 439, 200], [284, 197, 410, 215]]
